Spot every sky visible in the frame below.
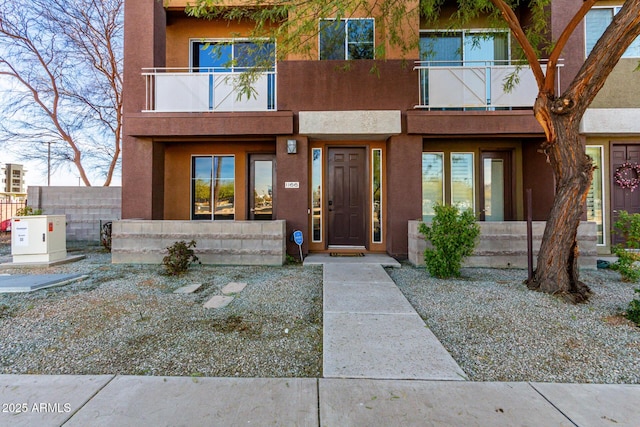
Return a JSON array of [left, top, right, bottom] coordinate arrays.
[[1, 153, 121, 188]]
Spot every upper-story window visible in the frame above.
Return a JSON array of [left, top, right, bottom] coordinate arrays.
[[420, 30, 509, 65], [586, 7, 640, 58], [319, 18, 375, 60], [191, 39, 276, 71]]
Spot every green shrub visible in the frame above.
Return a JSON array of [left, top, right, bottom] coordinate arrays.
[[627, 288, 640, 326], [15, 206, 43, 216], [162, 240, 199, 275], [418, 204, 480, 278], [611, 211, 640, 282]]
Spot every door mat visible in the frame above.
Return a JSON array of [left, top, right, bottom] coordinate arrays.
[[330, 253, 364, 257]]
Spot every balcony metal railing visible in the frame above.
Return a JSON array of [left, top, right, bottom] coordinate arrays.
[[414, 60, 561, 110], [143, 67, 276, 113]]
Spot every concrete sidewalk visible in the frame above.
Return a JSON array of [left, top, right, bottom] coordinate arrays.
[[2, 254, 639, 426], [1, 375, 639, 426]]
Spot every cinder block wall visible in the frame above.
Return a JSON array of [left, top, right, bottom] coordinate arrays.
[[111, 220, 286, 266], [409, 220, 598, 270], [27, 186, 122, 242]]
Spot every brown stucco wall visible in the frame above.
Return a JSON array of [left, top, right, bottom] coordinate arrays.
[[522, 140, 555, 220], [407, 111, 544, 136], [122, 0, 167, 220], [386, 134, 423, 258], [277, 60, 418, 115], [550, 0, 587, 93], [275, 136, 310, 255]]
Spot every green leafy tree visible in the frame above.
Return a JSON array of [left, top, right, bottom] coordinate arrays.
[[186, 0, 640, 302]]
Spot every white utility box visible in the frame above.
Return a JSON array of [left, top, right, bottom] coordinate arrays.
[[11, 215, 67, 263]]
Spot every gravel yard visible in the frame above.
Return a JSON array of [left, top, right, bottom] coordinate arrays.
[[388, 265, 640, 384], [1, 233, 639, 383], [0, 235, 323, 378]]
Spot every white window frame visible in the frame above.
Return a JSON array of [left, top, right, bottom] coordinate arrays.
[[421, 152, 445, 220]]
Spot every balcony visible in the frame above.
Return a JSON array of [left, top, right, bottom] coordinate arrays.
[[143, 68, 276, 113], [414, 60, 560, 110]]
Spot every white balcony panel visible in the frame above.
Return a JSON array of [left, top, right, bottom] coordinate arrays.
[[213, 73, 270, 112], [155, 73, 210, 112], [490, 66, 544, 108], [429, 67, 487, 108]]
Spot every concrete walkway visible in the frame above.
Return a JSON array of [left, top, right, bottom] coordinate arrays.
[[305, 253, 466, 380], [1, 254, 639, 426]]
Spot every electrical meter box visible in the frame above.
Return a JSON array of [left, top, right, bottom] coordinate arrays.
[[11, 215, 67, 263]]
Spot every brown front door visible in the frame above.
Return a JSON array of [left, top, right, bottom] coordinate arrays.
[[328, 147, 366, 247], [480, 151, 514, 221], [611, 144, 640, 246]]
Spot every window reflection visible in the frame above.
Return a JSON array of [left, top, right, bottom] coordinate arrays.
[[422, 153, 444, 220], [372, 149, 382, 243], [192, 155, 235, 220], [586, 146, 604, 245], [451, 153, 474, 211], [312, 148, 322, 242]]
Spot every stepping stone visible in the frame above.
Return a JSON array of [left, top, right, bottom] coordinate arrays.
[[173, 283, 202, 294], [204, 295, 234, 309], [221, 282, 247, 295]]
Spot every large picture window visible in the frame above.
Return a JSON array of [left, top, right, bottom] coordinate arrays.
[[586, 8, 640, 58], [192, 40, 275, 71], [422, 152, 476, 220], [192, 155, 235, 220], [420, 30, 509, 64], [319, 18, 374, 60]]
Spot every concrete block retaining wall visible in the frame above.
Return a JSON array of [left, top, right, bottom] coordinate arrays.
[[111, 220, 286, 265], [27, 186, 121, 242], [408, 220, 598, 270]]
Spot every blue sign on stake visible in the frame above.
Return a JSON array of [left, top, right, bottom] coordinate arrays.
[[292, 230, 304, 260]]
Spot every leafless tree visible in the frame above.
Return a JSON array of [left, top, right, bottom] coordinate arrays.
[[0, 0, 123, 186]]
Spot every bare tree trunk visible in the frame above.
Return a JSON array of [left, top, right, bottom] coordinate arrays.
[[527, 95, 594, 303]]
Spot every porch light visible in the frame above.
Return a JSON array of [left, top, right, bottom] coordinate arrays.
[[287, 139, 297, 154]]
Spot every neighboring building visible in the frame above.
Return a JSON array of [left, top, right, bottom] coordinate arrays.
[[0, 163, 27, 201], [121, 0, 638, 261]]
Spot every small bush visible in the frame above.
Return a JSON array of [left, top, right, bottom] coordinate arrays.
[[418, 204, 480, 278], [15, 206, 43, 216], [627, 288, 640, 326], [162, 240, 199, 275], [611, 211, 640, 282]]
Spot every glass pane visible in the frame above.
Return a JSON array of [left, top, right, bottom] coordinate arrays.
[[586, 146, 604, 245], [312, 148, 322, 242], [192, 156, 212, 219], [213, 156, 235, 220], [419, 32, 462, 65], [320, 20, 346, 60], [253, 160, 273, 219], [586, 9, 612, 56], [372, 149, 382, 243], [483, 158, 504, 221], [347, 19, 374, 59], [195, 43, 232, 71], [451, 153, 474, 212], [422, 153, 444, 220], [236, 42, 276, 70], [464, 33, 508, 64]]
